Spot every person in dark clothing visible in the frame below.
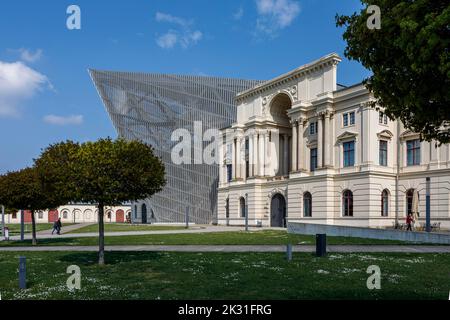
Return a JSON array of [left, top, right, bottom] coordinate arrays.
[[51, 220, 59, 235], [406, 213, 414, 231], [56, 218, 62, 235]]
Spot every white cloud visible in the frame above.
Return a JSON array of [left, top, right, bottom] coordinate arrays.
[[255, 0, 300, 37], [19, 48, 43, 63], [155, 12, 203, 49], [156, 31, 178, 49], [43, 114, 83, 126], [155, 12, 191, 28], [233, 7, 244, 20], [0, 60, 51, 117]]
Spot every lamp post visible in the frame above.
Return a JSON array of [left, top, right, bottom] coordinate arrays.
[[1, 205, 5, 238], [20, 209, 24, 241], [245, 193, 249, 232], [426, 177, 431, 232]]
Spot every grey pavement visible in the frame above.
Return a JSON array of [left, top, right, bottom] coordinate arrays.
[[36, 223, 96, 236], [5, 225, 267, 241], [0, 244, 449, 253]]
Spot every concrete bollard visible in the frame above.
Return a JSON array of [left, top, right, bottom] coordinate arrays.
[[286, 243, 293, 261], [19, 256, 26, 289]]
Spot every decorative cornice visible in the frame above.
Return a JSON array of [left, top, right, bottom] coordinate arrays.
[[236, 53, 342, 103], [377, 129, 394, 140], [336, 131, 358, 142]]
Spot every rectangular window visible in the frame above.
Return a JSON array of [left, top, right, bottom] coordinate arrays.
[[343, 141, 355, 167], [226, 164, 232, 182], [349, 112, 355, 125], [407, 139, 421, 166], [379, 112, 383, 124], [310, 148, 318, 171], [343, 114, 348, 127], [379, 140, 388, 166], [384, 114, 388, 125], [309, 122, 317, 135]]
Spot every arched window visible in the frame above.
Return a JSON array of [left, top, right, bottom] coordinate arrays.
[[342, 190, 353, 217], [381, 189, 389, 217], [239, 197, 246, 218], [303, 192, 312, 217], [62, 210, 68, 219]]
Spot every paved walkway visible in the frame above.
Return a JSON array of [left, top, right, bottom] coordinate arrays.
[[36, 223, 96, 236], [0, 244, 449, 253], [5, 225, 265, 241]]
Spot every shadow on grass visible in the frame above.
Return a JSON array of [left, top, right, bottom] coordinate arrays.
[[58, 251, 166, 266]]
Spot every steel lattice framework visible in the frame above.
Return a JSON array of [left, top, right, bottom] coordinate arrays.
[[90, 69, 261, 224]]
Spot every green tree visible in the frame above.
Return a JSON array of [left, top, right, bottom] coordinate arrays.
[[0, 167, 62, 245], [336, 0, 450, 143], [35, 138, 166, 264]]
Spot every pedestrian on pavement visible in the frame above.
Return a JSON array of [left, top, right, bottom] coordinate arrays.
[[56, 218, 62, 235], [51, 220, 59, 235], [406, 213, 414, 231]]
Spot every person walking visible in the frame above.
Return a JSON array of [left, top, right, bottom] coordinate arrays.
[[51, 220, 59, 235], [406, 213, 414, 231], [56, 218, 62, 235]]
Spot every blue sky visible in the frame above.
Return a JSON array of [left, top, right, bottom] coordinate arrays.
[[0, 0, 369, 174]]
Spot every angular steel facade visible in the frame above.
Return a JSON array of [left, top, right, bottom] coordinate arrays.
[[90, 70, 261, 224]]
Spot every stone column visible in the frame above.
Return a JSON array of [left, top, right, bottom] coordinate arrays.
[[283, 134, 289, 175], [291, 121, 298, 172], [264, 131, 270, 176], [253, 133, 259, 177], [317, 114, 323, 168], [324, 111, 331, 167], [297, 119, 304, 171], [219, 140, 224, 183], [232, 138, 236, 180], [248, 134, 254, 177], [237, 137, 243, 179], [259, 132, 266, 176]]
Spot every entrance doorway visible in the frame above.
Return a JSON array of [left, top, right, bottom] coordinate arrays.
[[270, 193, 286, 227], [141, 204, 147, 224]]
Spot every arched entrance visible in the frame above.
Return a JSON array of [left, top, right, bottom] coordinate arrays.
[[269, 93, 292, 176], [270, 193, 286, 227], [141, 203, 147, 224]]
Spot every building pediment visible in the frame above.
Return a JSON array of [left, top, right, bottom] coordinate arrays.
[[377, 129, 394, 140], [399, 129, 420, 141], [336, 131, 358, 142]]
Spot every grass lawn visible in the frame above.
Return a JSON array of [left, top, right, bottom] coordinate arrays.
[[0, 251, 448, 300], [68, 223, 186, 234], [0, 230, 418, 246], [5, 224, 54, 235], [4, 223, 76, 236]]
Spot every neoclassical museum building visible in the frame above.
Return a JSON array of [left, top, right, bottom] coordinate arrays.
[[218, 53, 450, 229]]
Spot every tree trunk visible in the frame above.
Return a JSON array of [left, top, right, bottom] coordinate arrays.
[[31, 210, 37, 246], [98, 203, 105, 265]]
